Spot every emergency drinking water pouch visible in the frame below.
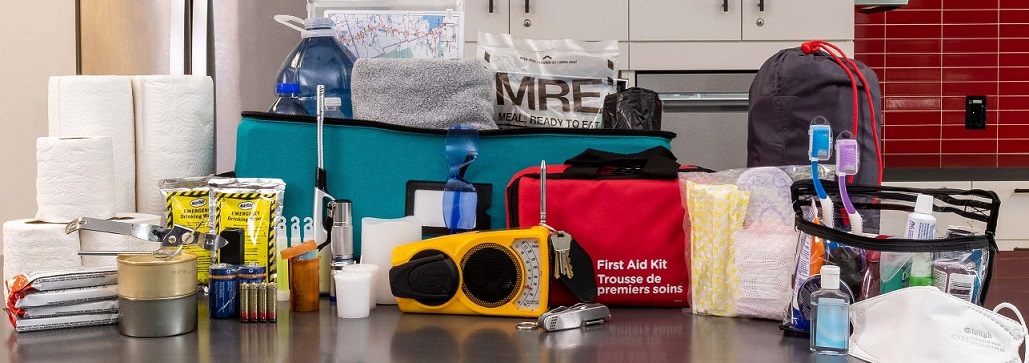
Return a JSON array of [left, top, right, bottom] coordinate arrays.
[[782, 181, 1001, 335], [477, 33, 619, 129], [161, 176, 212, 284], [209, 178, 285, 282]]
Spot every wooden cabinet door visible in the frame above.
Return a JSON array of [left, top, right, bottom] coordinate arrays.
[[630, 0, 742, 41], [510, 0, 629, 41], [741, 0, 853, 41], [463, 0, 511, 58]]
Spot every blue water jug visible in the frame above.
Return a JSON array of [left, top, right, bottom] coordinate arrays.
[[274, 16, 357, 118]]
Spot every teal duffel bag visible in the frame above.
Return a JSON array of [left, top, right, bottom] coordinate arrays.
[[234, 111, 676, 256]]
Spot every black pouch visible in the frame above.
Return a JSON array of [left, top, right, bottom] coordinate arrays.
[[602, 87, 662, 130]]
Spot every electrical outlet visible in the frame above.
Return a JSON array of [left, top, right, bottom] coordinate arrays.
[[966, 96, 987, 130]]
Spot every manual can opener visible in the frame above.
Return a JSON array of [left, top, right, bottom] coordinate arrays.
[[517, 303, 611, 332], [66, 217, 229, 258]]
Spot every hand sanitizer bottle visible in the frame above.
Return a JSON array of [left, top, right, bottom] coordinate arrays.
[[811, 265, 852, 355]]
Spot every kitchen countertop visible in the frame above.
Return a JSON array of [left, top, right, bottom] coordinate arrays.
[[6, 251, 1028, 363], [5, 300, 860, 362]]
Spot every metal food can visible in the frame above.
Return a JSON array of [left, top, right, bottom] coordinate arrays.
[[265, 283, 277, 322], [117, 252, 198, 299], [208, 264, 238, 319], [118, 289, 199, 337], [239, 263, 267, 285], [240, 283, 250, 323], [257, 282, 268, 322], [248, 282, 259, 322]]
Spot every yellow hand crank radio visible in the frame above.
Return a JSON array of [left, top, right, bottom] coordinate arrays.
[[389, 162, 559, 318], [389, 226, 552, 318]]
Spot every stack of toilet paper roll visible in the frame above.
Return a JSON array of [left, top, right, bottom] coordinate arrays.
[[2, 75, 214, 282]]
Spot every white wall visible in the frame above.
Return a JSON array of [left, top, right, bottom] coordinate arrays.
[[0, 1, 78, 249]]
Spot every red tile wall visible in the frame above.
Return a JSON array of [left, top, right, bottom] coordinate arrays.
[[855, 0, 1029, 168]]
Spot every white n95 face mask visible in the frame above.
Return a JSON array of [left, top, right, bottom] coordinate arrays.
[[849, 286, 1027, 363]]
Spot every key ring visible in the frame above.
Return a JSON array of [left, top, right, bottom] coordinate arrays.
[[516, 322, 538, 330]]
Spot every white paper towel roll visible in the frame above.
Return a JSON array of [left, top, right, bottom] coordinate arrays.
[[48, 76, 136, 212], [361, 216, 422, 304], [3, 220, 82, 283], [80, 213, 161, 267], [133, 75, 214, 216], [35, 137, 117, 223]]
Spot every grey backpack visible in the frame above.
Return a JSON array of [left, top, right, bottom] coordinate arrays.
[[747, 44, 883, 186]]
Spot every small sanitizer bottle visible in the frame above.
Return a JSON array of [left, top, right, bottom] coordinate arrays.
[[810, 265, 852, 355]]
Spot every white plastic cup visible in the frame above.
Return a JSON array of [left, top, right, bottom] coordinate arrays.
[[342, 264, 380, 309], [334, 270, 372, 318]]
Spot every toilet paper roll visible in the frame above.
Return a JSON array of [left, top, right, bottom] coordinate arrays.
[[48, 76, 136, 212], [3, 220, 82, 283], [361, 216, 422, 304], [133, 75, 214, 216], [35, 137, 117, 223], [80, 213, 161, 267]]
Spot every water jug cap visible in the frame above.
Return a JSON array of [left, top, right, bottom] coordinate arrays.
[[305, 17, 334, 30], [276, 83, 301, 94]]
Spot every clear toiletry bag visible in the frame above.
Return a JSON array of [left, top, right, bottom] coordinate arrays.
[[781, 180, 1001, 335]]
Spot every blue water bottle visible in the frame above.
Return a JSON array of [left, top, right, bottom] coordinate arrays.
[[268, 83, 308, 116], [274, 16, 356, 118]]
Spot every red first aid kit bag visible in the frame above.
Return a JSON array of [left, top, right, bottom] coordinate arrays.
[[506, 147, 707, 307]]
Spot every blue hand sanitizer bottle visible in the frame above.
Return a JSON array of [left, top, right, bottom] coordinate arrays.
[[810, 265, 852, 355]]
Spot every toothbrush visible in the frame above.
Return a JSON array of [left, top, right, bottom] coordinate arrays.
[[836, 133, 862, 234], [809, 117, 834, 235]]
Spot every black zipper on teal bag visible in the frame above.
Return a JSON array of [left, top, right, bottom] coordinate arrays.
[[241, 111, 678, 139]]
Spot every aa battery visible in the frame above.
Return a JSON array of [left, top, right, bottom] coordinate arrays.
[[265, 283, 277, 322], [257, 282, 268, 322], [248, 282, 259, 322], [240, 283, 250, 323]]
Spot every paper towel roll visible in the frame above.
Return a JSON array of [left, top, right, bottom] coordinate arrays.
[[35, 137, 117, 223], [361, 216, 422, 304], [80, 213, 161, 267], [48, 76, 136, 212], [133, 75, 214, 216], [3, 220, 82, 283]]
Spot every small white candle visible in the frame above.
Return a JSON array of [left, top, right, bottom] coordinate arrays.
[[342, 264, 380, 309], [334, 270, 372, 319]]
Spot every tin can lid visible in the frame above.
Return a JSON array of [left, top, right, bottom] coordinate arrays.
[[117, 251, 197, 266]]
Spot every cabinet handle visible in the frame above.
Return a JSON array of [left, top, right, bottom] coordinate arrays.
[[758, 0, 765, 11], [525, 0, 530, 14], [488, 0, 494, 13], [722, 0, 728, 12], [1014, 188, 1029, 194]]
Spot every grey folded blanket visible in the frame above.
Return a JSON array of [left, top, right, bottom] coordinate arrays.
[[351, 58, 498, 130]]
